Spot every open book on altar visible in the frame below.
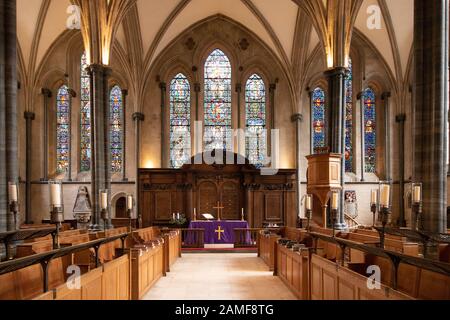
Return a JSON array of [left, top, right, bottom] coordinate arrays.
[[202, 214, 215, 220]]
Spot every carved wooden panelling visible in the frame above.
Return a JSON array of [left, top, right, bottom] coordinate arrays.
[[154, 192, 176, 220], [198, 181, 217, 217], [264, 193, 283, 222], [222, 182, 240, 220]]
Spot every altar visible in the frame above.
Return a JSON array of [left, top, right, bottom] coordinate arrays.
[[185, 220, 251, 248]]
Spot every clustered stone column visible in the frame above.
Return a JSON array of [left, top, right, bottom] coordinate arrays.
[[396, 114, 406, 227], [122, 89, 128, 181], [159, 82, 166, 168], [24, 111, 35, 224], [0, 0, 19, 233], [291, 113, 303, 221], [324, 67, 348, 230], [133, 112, 145, 227], [40, 88, 52, 182], [413, 0, 448, 239], [89, 64, 112, 230]]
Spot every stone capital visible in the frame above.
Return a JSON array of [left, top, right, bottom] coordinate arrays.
[[41, 88, 52, 98], [324, 66, 348, 79], [269, 83, 277, 93], [89, 64, 112, 76], [395, 114, 406, 123], [382, 92, 392, 100], [159, 82, 167, 91], [291, 113, 303, 123], [122, 89, 128, 97], [24, 111, 36, 121], [133, 112, 145, 122], [194, 83, 201, 93]]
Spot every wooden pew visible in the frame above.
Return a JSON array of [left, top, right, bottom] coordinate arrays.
[[310, 254, 412, 300], [258, 231, 280, 271], [130, 245, 164, 300]]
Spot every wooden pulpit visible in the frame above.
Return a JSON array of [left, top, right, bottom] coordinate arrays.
[[306, 153, 342, 228]]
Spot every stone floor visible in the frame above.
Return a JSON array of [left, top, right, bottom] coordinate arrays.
[[142, 253, 297, 300]]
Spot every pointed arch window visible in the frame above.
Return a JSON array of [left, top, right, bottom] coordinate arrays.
[[312, 87, 326, 154], [56, 85, 70, 174], [80, 52, 91, 172], [245, 74, 267, 167], [204, 49, 232, 151], [345, 58, 354, 172], [169, 73, 191, 169], [363, 87, 377, 173], [110, 85, 124, 173]]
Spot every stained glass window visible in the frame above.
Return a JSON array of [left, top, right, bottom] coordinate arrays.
[[80, 52, 91, 172], [312, 87, 326, 153], [363, 88, 376, 173], [170, 73, 191, 169], [110, 85, 124, 173], [345, 58, 354, 172], [204, 49, 232, 151], [245, 74, 267, 167], [56, 85, 70, 174]]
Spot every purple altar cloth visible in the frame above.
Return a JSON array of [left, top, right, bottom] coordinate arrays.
[[185, 220, 251, 245]]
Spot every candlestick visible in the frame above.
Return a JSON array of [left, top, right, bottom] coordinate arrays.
[[127, 195, 134, 211], [49, 180, 63, 208], [380, 184, 390, 208], [100, 190, 108, 210], [331, 192, 339, 210], [8, 182, 18, 203], [411, 183, 423, 231], [194, 208, 197, 221]]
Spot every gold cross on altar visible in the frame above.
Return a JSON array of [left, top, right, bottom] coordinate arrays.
[[213, 201, 224, 221], [215, 226, 225, 241]]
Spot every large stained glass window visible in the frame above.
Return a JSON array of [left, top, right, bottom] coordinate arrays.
[[110, 85, 124, 173], [80, 52, 91, 172], [56, 85, 70, 174], [312, 87, 326, 153], [204, 49, 232, 151], [363, 88, 376, 173], [169, 73, 191, 168], [245, 74, 267, 167], [345, 58, 354, 172]]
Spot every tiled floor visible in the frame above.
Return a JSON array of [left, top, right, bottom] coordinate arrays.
[[142, 253, 297, 300]]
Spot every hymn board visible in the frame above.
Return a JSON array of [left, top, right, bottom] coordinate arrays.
[[138, 152, 297, 228]]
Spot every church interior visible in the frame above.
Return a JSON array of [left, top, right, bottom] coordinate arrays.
[[0, 0, 449, 301]]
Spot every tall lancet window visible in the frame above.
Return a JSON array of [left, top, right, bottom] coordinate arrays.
[[363, 87, 377, 173], [245, 74, 267, 167], [345, 58, 354, 172], [56, 85, 70, 174], [312, 87, 326, 153], [110, 85, 124, 173], [80, 52, 91, 172], [204, 49, 232, 151], [169, 73, 191, 169]]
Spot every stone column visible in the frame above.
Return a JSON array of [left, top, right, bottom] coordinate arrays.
[[67, 88, 76, 182], [357, 92, 365, 182], [133, 112, 145, 227], [122, 89, 128, 181], [292, 113, 303, 220], [236, 83, 242, 129], [24, 111, 35, 224], [324, 67, 347, 230], [40, 88, 52, 181], [396, 114, 406, 227], [413, 0, 448, 237], [89, 64, 112, 230], [269, 84, 277, 130], [0, 0, 18, 232], [159, 82, 166, 168], [382, 92, 392, 182]]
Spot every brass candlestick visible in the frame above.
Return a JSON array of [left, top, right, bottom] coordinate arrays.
[[127, 209, 133, 231], [371, 203, 377, 227], [9, 201, 19, 230], [306, 209, 312, 231], [379, 206, 390, 249], [331, 209, 338, 237], [50, 206, 64, 249], [101, 208, 109, 231]]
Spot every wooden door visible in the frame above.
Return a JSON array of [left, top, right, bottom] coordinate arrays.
[[221, 181, 240, 220]]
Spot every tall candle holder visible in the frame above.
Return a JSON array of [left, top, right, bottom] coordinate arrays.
[[411, 183, 423, 231], [8, 181, 19, 231], [305, 194, 313, 231], [370, 189, 379, 228], [379, 182, 391, 249], [127, 194, 134, 231], [49, 180, 64, 249], [100, 189, 110, 231], [330, 191, 339, 237]]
